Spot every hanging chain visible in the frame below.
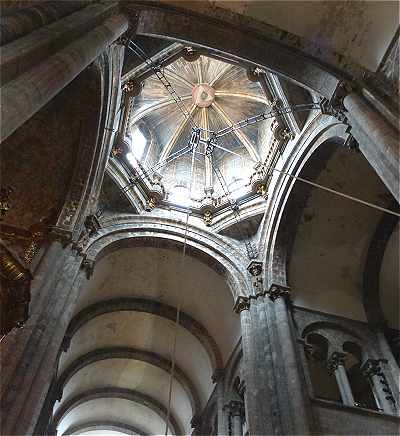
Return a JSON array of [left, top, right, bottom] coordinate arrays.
[[215, 102, 320, 138]]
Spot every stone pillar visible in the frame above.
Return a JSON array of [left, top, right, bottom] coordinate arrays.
[[266, 284, 315, 435], [327, 352, 355, 406], [361, 359, 397, 415], [224, 400, 244, 436], [212, 369, 229, 436], [0, 1, 88, 46], [1, 13, 129, 142], [235, 296, 277, 436], [235, 270, 315, 436], [343, 93, 399, 202], [0, 234, 89, 435]]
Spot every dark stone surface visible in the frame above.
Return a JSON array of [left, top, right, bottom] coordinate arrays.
[[98, 172, 135, 216]]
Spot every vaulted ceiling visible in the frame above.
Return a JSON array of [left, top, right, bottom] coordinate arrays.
[[54, 245, 240, 435]]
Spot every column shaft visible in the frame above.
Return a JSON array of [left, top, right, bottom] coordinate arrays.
[[272, 296, 315, 434], [1, 14, 129, 143], [239, 303, 276, 435], [334, 364, 355, 406], [231, 414, 243, 436], [343, 93, 399, 202], [0, 1, 88, 45]]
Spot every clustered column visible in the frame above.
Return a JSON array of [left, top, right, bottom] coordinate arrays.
[[234, 260, 315, 436]]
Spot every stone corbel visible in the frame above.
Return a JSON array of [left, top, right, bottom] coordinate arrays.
[[271, 118, 294, 144], [145, 172, 166, 211], [249, 162, 269, 199], [266, 283, 291, 303], [81, 258, 95, 280], [247, 260, 264, 295], [320, 80, 353, 122], [233, 296, 251, 314], [200, 187, 216, 226], [72, 214, 101, 255], [183, 46, 200, 62], [122, 79, 143, 97]]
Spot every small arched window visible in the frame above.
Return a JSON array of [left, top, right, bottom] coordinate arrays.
[[304, 333, 342, 403], [343, 341, 378, 410]]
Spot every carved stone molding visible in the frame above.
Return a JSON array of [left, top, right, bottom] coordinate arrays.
[[200, 187, 216, 226], [224, 399, 245, 418], [234, 283, 291, 314], [267, 283, 291, 302], [361, 358, 396, 406], [145, 173, 166, 211], [247, 260, 262, 277], [233, 296, 251, 314]]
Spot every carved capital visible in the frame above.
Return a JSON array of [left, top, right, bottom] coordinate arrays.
[[247, 260, 262, 276], [122, 80, 143, 97], [146, 196, 158, 211], [326, 351, 346, 373], [203, 210, 213, 226], [361, 358, 387, 377], [267, 283, 291, 302], [224, 399, 245, 418], [183, 46, 200, 62], [233, 296, 250, 314]]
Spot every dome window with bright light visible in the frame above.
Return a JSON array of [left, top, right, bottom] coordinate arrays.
[[169, 185, 192, 207], [130, 127, 147, 161]]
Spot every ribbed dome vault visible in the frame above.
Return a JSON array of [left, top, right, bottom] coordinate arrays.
[[124, 54, 273, 205]]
